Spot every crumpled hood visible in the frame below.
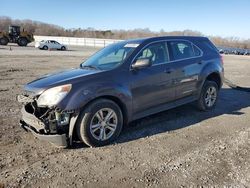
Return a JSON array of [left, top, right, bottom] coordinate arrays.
[[25, 68, 100, 95]]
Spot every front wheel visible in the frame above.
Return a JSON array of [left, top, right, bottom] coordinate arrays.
[[197, 81, 219, 111], [61, 46, 66, 51], [76, 99, 123, 147]]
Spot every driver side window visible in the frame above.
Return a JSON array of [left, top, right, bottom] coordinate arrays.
[[136, 42, 169, 65], [137, 48, 153, 59]]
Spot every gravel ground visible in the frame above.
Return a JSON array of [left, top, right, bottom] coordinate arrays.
[[0, 45, 249, 188]]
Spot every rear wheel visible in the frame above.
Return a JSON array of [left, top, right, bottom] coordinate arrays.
[[17, 38, 28, 46], [76, 99, 123, 147], [61, 46, 66, 51], [0, 37, 8, 45], [197, 81, 218, 111], [43, 45, 48, 50]]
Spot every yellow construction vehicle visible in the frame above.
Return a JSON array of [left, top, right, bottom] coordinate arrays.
[[0, 25, 34, 46]]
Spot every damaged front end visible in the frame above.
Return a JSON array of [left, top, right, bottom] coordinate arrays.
[[17, 92, 78, 148]]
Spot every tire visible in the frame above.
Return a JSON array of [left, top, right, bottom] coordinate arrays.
[[17, 38, 28, 46], [76, 99, 123, 147], [197, 81, 219, 111], [0, 37, 8, 45], [43, 45, 48, 50], [61, 46, 66, 51]]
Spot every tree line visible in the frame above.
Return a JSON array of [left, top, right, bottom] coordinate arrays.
[[1, 16, 250, 49]]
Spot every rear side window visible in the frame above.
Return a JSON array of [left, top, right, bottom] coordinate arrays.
[[168, 41, 199, 61], [135, 42, 169, 65]]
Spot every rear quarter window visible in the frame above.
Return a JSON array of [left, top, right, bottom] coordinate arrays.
[[193, 44, 202, 56], [199, 40, 219, 56]]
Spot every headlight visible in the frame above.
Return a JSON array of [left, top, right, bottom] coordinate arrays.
[[37, 84, 72, 107]]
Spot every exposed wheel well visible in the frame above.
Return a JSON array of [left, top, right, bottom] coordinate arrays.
[[83, 96, 129, 125], [206, 72, 222, 88]]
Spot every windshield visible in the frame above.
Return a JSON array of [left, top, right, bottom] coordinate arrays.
[[81, 42, 140, 70]]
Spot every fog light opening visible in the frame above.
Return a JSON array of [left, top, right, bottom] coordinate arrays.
[[55, 112, 70, 126]]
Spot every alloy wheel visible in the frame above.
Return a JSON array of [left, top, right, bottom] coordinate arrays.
[[205, 86, 217, 107], [90, 108, 118, 141]]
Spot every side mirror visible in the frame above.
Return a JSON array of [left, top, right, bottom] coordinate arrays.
[[131, 58, 152, 70]]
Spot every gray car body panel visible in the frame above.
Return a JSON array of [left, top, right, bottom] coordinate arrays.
[[22, 36, 223, 124]]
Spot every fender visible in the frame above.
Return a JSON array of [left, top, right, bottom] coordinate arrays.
[[57, 81, 133, 120], [57, 81, 132, 146], [197, 58, 224, 93]]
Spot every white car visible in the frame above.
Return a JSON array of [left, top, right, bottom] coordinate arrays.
[[35, 40, 67, 50]]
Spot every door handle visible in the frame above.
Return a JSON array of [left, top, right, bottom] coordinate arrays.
[[164, 68, 174, 74], [197, 60, 203, 65]]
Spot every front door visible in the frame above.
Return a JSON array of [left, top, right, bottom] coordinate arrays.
[[130, 41, 175, 116]]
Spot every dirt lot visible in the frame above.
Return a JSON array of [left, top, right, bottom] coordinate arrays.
[[0, 45, 249, 188]]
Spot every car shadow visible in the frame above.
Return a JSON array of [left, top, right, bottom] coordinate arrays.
[[72, 88, 250, 148], [116, 88, 250, 144]]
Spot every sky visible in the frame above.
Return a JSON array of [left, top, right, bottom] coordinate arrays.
[[1, 0, 250, 39]]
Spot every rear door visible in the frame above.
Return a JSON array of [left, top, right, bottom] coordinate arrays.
[[167, 40, 203, 99], [45, 40, 51, 48], [46, 40, 53, 49], [130, 41, 175, 115]]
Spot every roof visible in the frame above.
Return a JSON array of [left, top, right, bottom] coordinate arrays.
[[143, 36, 208, 42], [120, 36, 208, 45]]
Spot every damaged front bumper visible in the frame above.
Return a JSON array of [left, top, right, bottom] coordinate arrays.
[[20, 120, 68, 147], [20, 107, 68, 147], [18, 94, 78, 148]]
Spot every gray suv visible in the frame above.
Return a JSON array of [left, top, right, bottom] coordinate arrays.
[[18, 36, 224, 147]]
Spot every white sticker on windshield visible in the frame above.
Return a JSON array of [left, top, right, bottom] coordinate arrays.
[[124, 43, 139, 48]]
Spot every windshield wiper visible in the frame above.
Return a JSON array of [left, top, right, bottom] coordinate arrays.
[[81, 65, 100, 70]]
